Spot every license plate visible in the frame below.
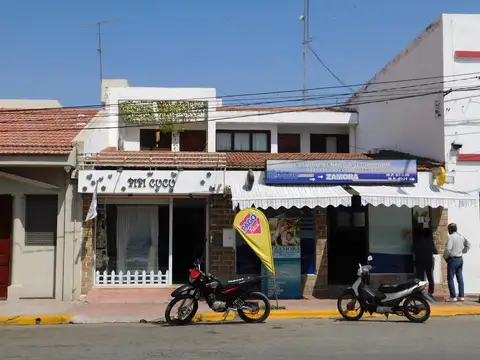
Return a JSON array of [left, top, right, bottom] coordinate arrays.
[[423, 291, 435, 303]]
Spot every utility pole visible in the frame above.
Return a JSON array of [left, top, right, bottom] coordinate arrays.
[[84, 19, 119, 92], [301, 0, 311, 104]]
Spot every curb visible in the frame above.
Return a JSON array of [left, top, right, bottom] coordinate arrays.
[[3, 307, 480, 325], [0, 314, 74, 326], [192, 306, 480, 322]]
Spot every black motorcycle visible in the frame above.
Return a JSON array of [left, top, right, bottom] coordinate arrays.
[[165, 258, 271, 326], [337, 255, 434, 323]]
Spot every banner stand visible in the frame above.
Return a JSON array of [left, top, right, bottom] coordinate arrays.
[[272, 276, 279, 309]]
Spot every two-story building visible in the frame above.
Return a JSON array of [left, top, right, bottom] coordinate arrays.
[[0, 102, 99, 302], [76, 80, 476, 301], [351, 13, 480, 293]]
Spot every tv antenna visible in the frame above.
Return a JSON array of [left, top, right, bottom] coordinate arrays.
[[299, 0, 311, 104], [84, 19, 120, 89]]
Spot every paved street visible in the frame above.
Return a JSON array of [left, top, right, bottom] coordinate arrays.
[[2, 317, 480, 359]]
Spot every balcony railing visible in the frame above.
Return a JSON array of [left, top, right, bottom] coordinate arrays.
[[76, 151, 227, 169]]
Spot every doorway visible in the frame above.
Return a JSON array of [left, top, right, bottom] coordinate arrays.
[[172, 199, 206, 284], [327, 196, 368, 285], [0, 195, 12, 300]]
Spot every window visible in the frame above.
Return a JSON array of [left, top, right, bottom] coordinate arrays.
[[278, 133, 301, 153], [25, 195, 57, 246], [236, 208, 316, 275], [180, 130, 206, 151], [368, 205, 414, 274], [310, 134, 349, 153], [139, 129, 172, 151], [216, 131, 269, 152]]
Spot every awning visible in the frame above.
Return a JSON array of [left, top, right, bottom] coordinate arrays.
[[350, 184, 477, 208], [227, 171, 352, 210]]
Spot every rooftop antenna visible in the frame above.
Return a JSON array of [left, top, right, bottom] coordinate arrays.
[[299, 0, 311, 105], [84, 19, 120, 94]]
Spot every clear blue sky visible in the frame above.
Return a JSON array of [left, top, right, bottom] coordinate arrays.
[[1, 0, 480, 107]]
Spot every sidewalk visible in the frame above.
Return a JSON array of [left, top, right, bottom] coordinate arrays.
[[1, 295, 480, 325]]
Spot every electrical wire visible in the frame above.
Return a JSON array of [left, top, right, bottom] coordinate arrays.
[[0, 75, 479, 127], [308, 44, 356, 93], [1, 85, 480, 134], [1, 71, 480, 114]]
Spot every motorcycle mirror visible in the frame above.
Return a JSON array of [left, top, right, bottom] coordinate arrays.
[[367, 255, 373, 261]]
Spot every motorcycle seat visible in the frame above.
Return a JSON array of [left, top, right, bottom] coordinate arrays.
[[220, 276, 263, 289], [378, 280, 419, 294]]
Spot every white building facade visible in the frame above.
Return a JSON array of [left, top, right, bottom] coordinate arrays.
[[351, 13, 480, 293], [74, 80, 476, 301]]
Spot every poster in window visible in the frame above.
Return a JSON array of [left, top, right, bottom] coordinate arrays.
[[269, 217, 301, 247], [262, 215, 302, 299]]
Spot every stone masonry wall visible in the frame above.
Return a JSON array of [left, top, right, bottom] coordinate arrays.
[[81, 194, 94, 295], [431, 207, 448, 294], [209, 195, 236, 278], [302, 208, 328, 297]]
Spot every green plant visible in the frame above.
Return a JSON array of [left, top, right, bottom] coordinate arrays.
[[119, 100, 207, 132]]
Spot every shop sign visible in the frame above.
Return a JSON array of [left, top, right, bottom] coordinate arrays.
[[77, 170, 224, 195], [261, 216, 302, 300], [265, 159, 417, 184], [127, 177, 176, 189]]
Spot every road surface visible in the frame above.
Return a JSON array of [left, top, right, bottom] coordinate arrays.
[[2, 317, 480, 359]]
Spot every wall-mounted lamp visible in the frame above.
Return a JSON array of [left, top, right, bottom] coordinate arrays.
[[451, 141, 463, 151], [245, 169, 255, 190]]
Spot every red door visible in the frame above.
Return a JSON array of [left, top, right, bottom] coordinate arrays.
[[0, 195, 12, 300]]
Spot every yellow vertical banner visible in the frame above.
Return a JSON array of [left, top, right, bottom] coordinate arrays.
[[233, 208, 275, 275]]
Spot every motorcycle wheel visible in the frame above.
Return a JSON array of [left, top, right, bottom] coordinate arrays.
[[403, 295, 431, 323], [164, 294, 199, 326], [237, 292, 271, 323], [337, 290, 364, 321]]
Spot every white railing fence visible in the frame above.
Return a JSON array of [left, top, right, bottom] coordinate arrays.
[[95, 270, 169, 285]]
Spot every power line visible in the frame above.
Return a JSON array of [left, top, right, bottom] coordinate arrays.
[[0, 77, 478, 126], [308, 44, 355, 93], [1, 85, 479, 133], [1, 71, 480, 115]]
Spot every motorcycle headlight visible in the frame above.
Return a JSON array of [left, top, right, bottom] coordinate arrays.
[[189, 269, 200, 284]]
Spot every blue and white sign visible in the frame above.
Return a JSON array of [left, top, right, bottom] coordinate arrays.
[[265, 159, 417, 184], [262, 246, 302, 300]]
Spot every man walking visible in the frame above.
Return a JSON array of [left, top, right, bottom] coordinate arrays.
[[444, 223, 471, 302], [413, 228, 437, 296]]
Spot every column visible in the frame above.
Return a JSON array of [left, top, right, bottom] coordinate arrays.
[[62, 179, 75, 301], [171, 132, 180, 152], [8, 194, 25, 299], [270, 126, 278, 153], [207, 119, 216, 152], [300, 133, 310, 153], [205, 199, 210, 273], [349, 126, 356, 153], [168, 198, 173, 284]]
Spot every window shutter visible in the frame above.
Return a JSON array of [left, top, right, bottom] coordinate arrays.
[[278, 134, 301, 153], [310, 134, 326, 153], [25, 195, 58, 247], [336, 135, 350, 153]]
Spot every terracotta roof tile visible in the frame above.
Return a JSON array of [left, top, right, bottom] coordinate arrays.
[[226, 151, 441, 171], [371, 150, 442, 171], [227, 153, 369, 169], [217, 106, 356, 113], [0, 108, 98, 155], [88, 149, 441, 171], [89, 150, 227, 169]]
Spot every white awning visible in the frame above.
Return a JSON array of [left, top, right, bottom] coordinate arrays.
[[350, 183, 477, 208], [226, 171, 352, 210]]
